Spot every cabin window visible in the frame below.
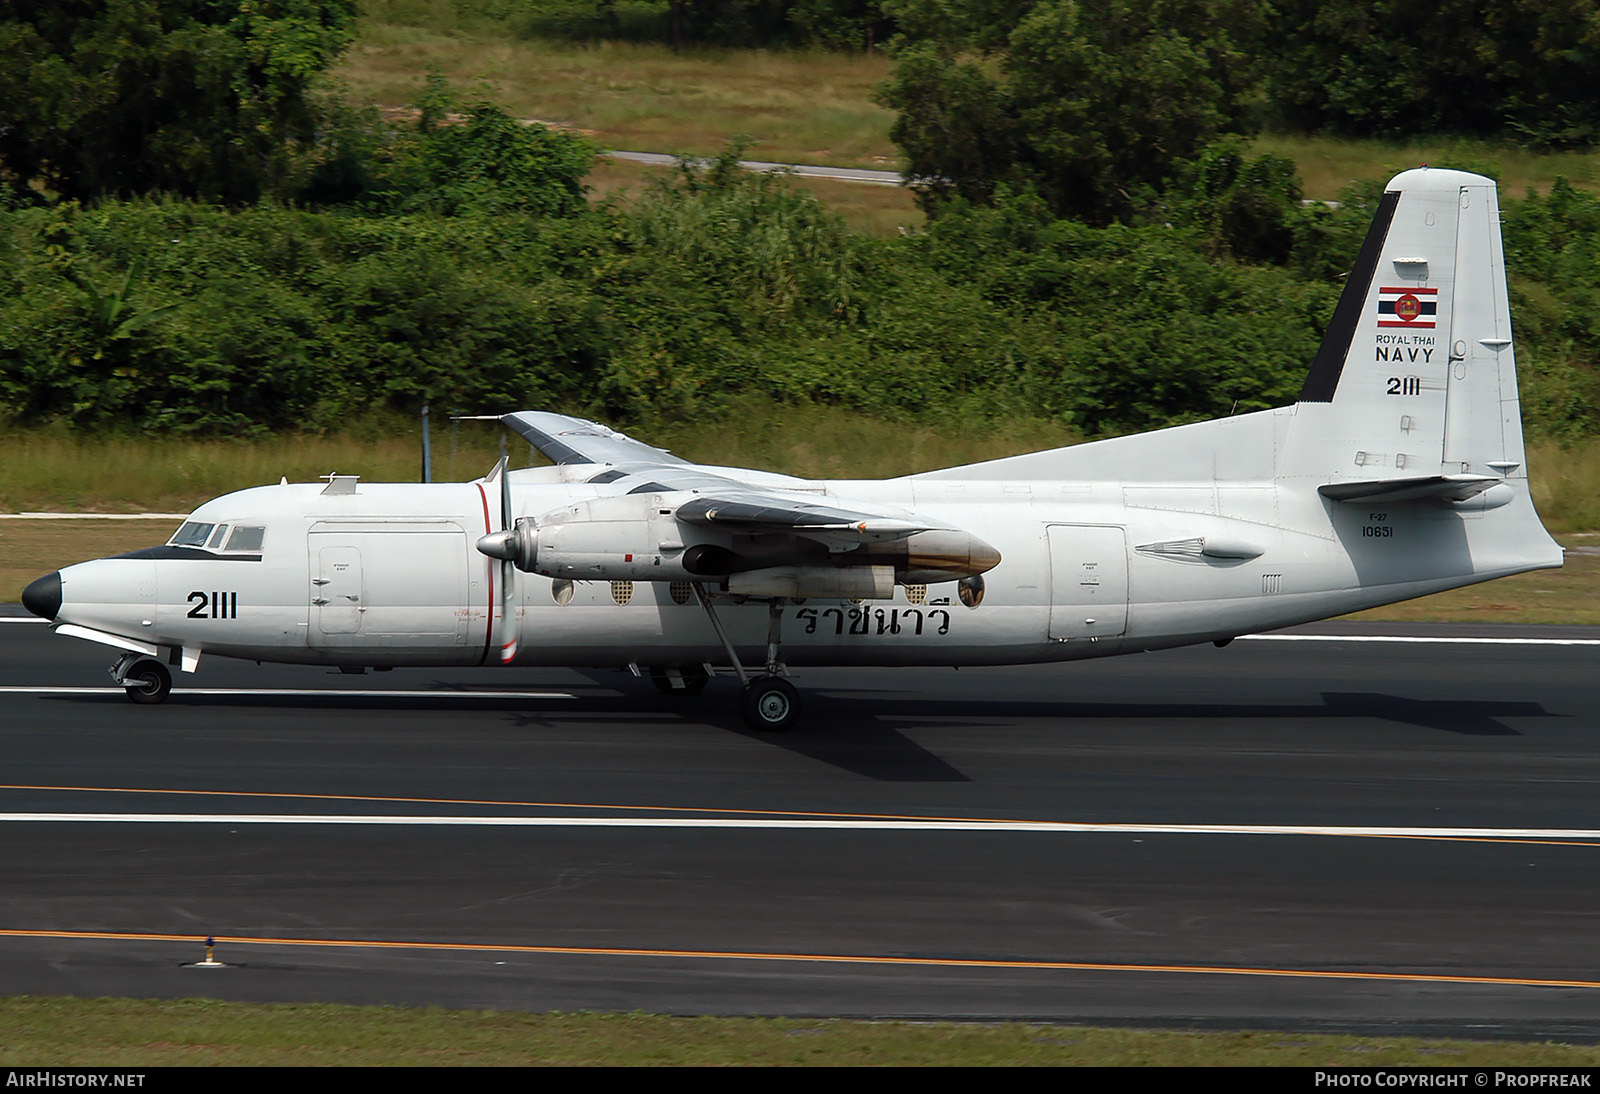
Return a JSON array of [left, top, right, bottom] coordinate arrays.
[[225, 525, 266, 552]]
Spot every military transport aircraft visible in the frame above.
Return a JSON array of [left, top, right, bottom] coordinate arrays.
[[21, 169, 1563, 729]]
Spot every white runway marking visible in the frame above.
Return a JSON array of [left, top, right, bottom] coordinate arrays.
[[0, 813, 1595, 841], [0, 512, 188, 520], [1241, 633, 1600, 646], [0, 687, 575, 699]]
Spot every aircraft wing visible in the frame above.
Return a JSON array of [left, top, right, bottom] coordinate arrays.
[[501, 411, 689, 470], [500, 412, 939, 549], [502, 412, 934, 543]]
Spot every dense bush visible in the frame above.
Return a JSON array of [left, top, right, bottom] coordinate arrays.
[[1, 0, 1596, 445], [1502, 180, 1600, 440], [21, 155, 1596, 440]]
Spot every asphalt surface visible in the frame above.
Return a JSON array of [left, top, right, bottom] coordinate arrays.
[[0, 616, 1597, 1039]]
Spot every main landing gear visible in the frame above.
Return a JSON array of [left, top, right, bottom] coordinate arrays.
[[683, 586, 803, 731], [739, 675, 800, 731], [111, 653, 172, 704]]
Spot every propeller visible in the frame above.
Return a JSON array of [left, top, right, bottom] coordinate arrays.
[[476, 456, 521, 664]]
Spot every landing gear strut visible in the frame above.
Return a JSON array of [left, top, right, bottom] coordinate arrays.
[[111, 654, 172, 705], [691, 586, 803, 731]]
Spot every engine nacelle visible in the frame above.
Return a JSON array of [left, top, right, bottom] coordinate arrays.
[[474, 492, 1004, 587], [865, 529, 1002, 584], [727, 565, 895, 600], [478, 492, 714, 581]]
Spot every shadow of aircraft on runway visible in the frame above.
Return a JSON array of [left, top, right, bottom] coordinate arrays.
[[799, 688, 1554, 739]]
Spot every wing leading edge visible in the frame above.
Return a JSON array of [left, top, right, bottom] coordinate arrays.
[[501, 411, 688, 470]]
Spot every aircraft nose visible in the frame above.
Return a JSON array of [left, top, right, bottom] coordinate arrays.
[[21, 571, 62, 621]]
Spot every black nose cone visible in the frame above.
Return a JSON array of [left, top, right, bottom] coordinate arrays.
[[21, 571, 62, 621]]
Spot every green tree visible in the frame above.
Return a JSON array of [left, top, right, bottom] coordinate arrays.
[[877, 0, 1268, 224], [365, 84, 596, 218], [0, 0, 358, 205], [789, 0, 894, 50], [1163, 138, 1306, 264], [876, 43, 1017, 210], [1267, 0, 1600, 146]]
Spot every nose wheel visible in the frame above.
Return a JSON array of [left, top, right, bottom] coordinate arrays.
[[116, 657, 172, 704]]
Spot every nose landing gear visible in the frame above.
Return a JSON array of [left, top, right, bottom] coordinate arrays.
[[111, 654, 173, 704]]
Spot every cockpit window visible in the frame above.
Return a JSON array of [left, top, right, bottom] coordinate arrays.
[[225, 525, 265, 552], [167, 521, 266, 554], [169, 521, 215, 547]]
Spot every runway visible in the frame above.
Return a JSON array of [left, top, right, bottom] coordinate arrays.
[[0, 616, 1597, 1039]]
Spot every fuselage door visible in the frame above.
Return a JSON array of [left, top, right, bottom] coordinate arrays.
[[307, 522, 471, 651], [1047, 524, 1129, 640], [314, 545, 363, 634]]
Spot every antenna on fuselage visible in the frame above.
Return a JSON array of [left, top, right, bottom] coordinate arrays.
[[319, 473, 359, 495], [453, 412, 537, 478]]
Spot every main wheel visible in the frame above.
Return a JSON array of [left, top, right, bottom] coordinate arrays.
[[739, 675, 800, 731], [123, 659, 172, 705], [650, 665, 710, 696]]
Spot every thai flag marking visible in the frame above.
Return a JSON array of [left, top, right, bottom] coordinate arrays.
[[1378, 286, 1437, 329]]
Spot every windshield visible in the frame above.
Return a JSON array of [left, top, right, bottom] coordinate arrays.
[[168, 521, 267, 554], [168, 521, 215, 547]]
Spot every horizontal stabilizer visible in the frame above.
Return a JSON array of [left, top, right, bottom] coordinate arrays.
[[1318, 475, 1499, 504]]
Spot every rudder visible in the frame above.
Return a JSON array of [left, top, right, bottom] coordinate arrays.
[[1285, 168, 1524, 488]]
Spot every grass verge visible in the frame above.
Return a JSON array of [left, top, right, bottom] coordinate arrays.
[[0, 407, 1078, 515], [341, 26, 899, 168], [1, 998, 1596, 1066], [1254, 133, 1600, 202]]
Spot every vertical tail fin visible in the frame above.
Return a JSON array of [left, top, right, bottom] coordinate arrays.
[[1285, 168, 1525, 488]]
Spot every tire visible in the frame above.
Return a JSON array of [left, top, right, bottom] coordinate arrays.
[[124, 659, 172, 705], [651, 665, 711, 696], [739, 676, 801, 731]]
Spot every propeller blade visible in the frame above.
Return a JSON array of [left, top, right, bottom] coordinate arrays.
[[492, 456, 518, 664]]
